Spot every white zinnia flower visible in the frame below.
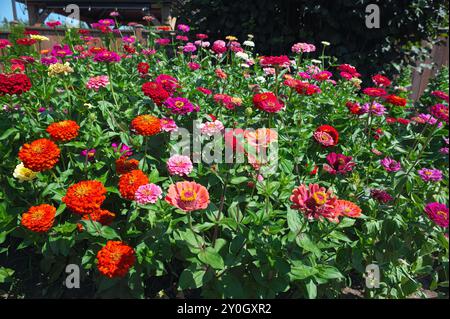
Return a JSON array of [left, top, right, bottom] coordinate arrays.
[[13, 163, 37, 182]]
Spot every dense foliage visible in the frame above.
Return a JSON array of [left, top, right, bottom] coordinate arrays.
[[175, 0, 449, 77], [0, 16, 448, 299]]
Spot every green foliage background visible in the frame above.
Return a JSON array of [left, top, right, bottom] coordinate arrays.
[[175, 0, 449, 77]]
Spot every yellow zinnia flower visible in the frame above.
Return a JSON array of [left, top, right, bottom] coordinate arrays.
[[30, 35, 50, 41]]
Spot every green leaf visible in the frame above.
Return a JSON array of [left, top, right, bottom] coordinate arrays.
[[178, 268, 212, 290], [198, 248, 224, 270], [305, 279, 317, 299], [317, 265, 344, 280], [296, 234, 322, 257], [230, 176, 248, 185]]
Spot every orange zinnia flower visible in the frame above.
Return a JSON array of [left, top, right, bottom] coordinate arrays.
[[115, 156, 140, 175], [118, 169, 149, 200], [46, 120, 80, 142], [62, 180, 107, 214], [18, 138, 60, 172], [165, 181, 210, 211], [333, 200, 362, 218], [96, 241, 136, 278], [131, 115, 161, 136], [21, 204, 56, 233]]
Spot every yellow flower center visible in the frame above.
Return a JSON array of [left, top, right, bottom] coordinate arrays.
[[32, 209, 45, 220], [175, 101, 185, 108], [74, 185, 91, 197], [312, 191, 328, 206], [180, 189, 197, 202], [437, 211, 447, 218]]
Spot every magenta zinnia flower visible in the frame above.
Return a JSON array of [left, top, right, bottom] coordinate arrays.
[[177, 24, 190, 33], [93, 50, 121, 63], [135, 184, 163, 205], [362, 101, 386, 116], [418, 168, 443, 182], [380, 157, 402, 172], [323, 153, 356, 175], [164, 97, 199, 115], [424, 202, 449, 228], [51, 44, 73, 58], [167, 155, 193, 176]]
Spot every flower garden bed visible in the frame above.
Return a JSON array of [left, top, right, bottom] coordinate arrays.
[[0, 19, 448, 299]]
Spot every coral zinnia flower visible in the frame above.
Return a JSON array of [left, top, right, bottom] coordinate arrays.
[[333, 200, 362, 218], [46, 120, 80, 142], [165, 181, 210, 211], [131, 115, 162, 136], [290, 184, 338, 222], [424, 202, 449, 228], [119, 170, 149, 200], [313, 125, 339, 147], [323, 153, 355, 175], [62, 180, 107, 214], [21, 204, 56, 233], [96, 241, 136, 278], [18, 138, 60, 172], [115, 156, 140, 175]]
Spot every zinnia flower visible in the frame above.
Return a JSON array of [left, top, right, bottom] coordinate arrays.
[[167, 155, 193, 176], [137, 62, 150, 75], [13, 162, 37, 182], [313, 125, 339, 147], [119, 170, 149, 200], [372, 74, 391, 87], [155, 74, 179, 94], [46, 120, 80, 142], [199, 120, 225, 136], [142, 82, 170, 105], [18, 138, 60, 172], [361, 102, 386, 116], [96, 241, 136, 278], [131, 115, 162, 136], [78, 209, 116, 231], [371, 189, 393, 204], [380, 157, 402, 172], [290, 184, 339, 222], [86, 75, 109, 91], [424, 203, 449, 228], [135, 184, 163, 205], [93, 50, 121, 63], [62, 180, 107, 214], [323, 153, 355, 175], [292, 43, 316, 53], [431, 90, 449, 102], [430, 104, 449, 124], [333, 200, 362, 218], [51, 44, 73, 58], [260, 56, 290, 68], [165, 181, 210, 211], [253, 92, 284, 113], [48, 62, 74, 76], [160, 118, 178, 132], [164, 97, 199, 115], [384, 95, 407, 107], [418, 168, 443, 182], [21, 204, 56, 233], [0, 73, 32, 96], [362, 87, 387, 97]]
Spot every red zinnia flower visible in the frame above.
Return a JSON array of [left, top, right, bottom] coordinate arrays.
[[96, 241, 136, 278], [253, 92, 284, 113], [372, 74, 391, 87], [260, 55, 290, 67], [137, 62, 150, 75], [314, 125, 339, 147], [142, 82, 170, 105], [0, 73, 32, 96], [384, 95, 407, 107], [363, 87, 387, 97]]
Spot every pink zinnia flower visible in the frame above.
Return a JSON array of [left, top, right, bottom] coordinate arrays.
[[292, 43, 316, 53], [51, 44, 73, 58], [362, 101, 386, 116], [380, 157, 402, 172], [156, 38, 171, 46], [160, 118, 178, 132], [430, 104, 449, 124], [323, 153, 356, 175], [41, 56, 58, 66], [212, 40, 227, 55], [188, 62, 201, 71], [177, 24, 190, 33], [183, 42, 197, 53], [199, 120, 225, 136], [424, 202, 449, 228], [165, 181, 210, 211], [86, 75, 109, 91], [167, 155, 193, 176], [155, 74, 179, 94], [290, 184, 339, 223], [313, 71, 333, 81], [431, 90, 449, 102], [46, 21, 62, 28], [81, 149, 96, 161], [135, 184, 163, 205], [418, 168, 443, 182]]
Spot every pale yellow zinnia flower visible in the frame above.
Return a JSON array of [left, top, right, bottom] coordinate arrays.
[[13, 163, 37, 182], [30, 34, 49, 41], [48, 62, 74, 76], [226, 35, 238, 41]]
